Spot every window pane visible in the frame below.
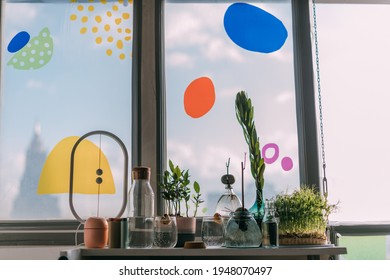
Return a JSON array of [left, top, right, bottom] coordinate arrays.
[[0, 0, 133, 219], [339, 236, 390, 260], [314, 4, 390, 222], [165, 1, 299, 216]]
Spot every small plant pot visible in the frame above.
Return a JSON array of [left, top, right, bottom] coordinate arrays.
[[176, 217, 196, 247]]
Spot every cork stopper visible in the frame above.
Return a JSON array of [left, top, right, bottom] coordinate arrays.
[[184, 241, 206, 249], [132, 166, 151, 180]]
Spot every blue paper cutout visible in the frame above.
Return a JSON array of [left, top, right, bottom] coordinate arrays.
[[7, 31, 30, 53], [223, 3, 288, 53]]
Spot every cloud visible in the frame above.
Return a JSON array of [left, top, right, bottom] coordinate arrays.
[[267, 49, 293, 63], [5, 4, 37, 26], [203, 38, 244, 63], [165, 11, 208, 48], [167, 140, 196, 168], [165, 5, 245, 64], [27, 79, 44, 90], [3, 4, 38, 45], [166, 52, 195, 68], [168, 139, 243, 180], [275, 90, 294, 104]]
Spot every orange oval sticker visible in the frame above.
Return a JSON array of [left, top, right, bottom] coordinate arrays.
[[184, 77, 215, 118]]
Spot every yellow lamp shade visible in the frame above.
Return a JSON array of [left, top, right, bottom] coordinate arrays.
[[37, 136, 116, 194]]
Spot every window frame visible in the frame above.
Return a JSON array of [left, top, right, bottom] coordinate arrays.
[[0, 0, 141, 245], [157, 0, 320, 211], [311, 0, 390, 248], [149, 0, 390, 248], [0, 0, 319, 246]]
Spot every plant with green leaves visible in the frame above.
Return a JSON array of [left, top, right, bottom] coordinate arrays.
[[160, 159, 204, 217], [235, 90, 266, 218], [274, 186, 338, 243], [191, 181, 203, 217]]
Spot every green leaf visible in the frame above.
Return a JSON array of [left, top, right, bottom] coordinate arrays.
[[193, 181, 200, 193], [169, 159, 174, 172]]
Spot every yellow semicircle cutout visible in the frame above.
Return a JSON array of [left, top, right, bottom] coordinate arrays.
[[37, 136, 116, 194]]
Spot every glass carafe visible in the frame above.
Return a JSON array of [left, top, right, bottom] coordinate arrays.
[[127, 166, 154, 248]]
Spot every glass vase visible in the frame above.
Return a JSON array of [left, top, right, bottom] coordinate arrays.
[[224, 208, 262, 248], [248, 191, 265, 228]]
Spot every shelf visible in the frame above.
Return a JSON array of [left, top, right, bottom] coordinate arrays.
[[60, 245, 347, 260]]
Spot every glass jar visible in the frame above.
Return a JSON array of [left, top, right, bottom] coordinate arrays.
[[201, 215, 224, 248], [127, 166, 154, 248], [215, 174, 242, 218], [262, 199, 279, 248], [224, 207, 262, 248], [153, 215, 178, 248]]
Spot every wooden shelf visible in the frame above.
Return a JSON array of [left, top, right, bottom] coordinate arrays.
[[60, 245, 347, 260]]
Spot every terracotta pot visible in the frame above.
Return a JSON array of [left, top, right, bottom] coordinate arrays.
[[175, 216, 196, 247]]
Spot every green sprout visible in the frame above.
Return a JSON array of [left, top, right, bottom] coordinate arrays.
[[274, 185, 338, 240]]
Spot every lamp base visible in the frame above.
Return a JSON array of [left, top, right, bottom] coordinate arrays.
[[84, 217, 108, 248]]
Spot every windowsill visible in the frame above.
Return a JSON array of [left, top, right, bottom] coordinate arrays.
[[60, 245, 347, 260], [329, 221, 390, 236], [0, 219, 83, 246]]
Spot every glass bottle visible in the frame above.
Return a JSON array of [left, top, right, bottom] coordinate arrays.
[[224, 207, 262, 248], [262, 199, 279, 248], [127, 166, 154, 248], [215, 174, 242, 218]]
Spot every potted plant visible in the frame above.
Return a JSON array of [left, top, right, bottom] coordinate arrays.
[[274, 185, 338, 245], [235, 90, 266, 224], [159, 159, 204, 246]]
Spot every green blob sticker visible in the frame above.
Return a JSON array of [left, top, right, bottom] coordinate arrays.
[[7, 27, 53, 70]]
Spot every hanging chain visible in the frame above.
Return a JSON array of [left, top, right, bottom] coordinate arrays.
[[312, 0, 328, 198]]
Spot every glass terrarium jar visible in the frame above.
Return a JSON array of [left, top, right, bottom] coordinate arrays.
[[215, 174, 242, 217], [224, 207, 262, 248]]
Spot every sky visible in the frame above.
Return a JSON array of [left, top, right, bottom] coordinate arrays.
[[1, 0, 390, 223]]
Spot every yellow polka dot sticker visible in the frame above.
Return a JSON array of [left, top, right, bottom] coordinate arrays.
[[70, 0, 133, 60]]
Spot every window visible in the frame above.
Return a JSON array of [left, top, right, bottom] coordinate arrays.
[[164, 1, 300, 216], [313, 1, 390, 260], [2, 0, 388, 258], [0, 0, 133, 220], [313, 2, 390, 223]]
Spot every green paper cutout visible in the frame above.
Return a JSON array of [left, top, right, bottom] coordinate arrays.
[[7, 27, 53, 70]]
